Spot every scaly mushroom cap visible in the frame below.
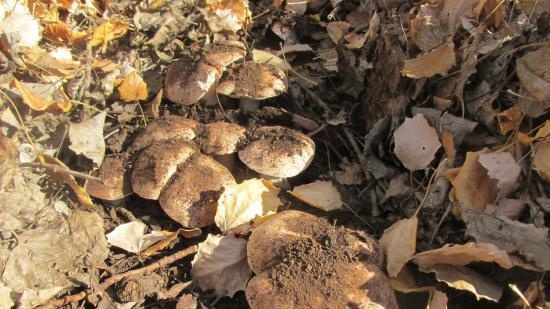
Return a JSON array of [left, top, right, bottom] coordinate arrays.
[[238, 126, 315, 178], [86, 155, 132, 200], [158, 153, 236, 228], [130, 115, 200, 151], [217, 62, 287, 100], [200, 122, 247, 155], [131, 140, 197, 200], [164, 58, 219, 106], [201, 41, 247, 69]]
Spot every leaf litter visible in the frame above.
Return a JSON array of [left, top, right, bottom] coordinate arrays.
[[2, 0, 550, 308]]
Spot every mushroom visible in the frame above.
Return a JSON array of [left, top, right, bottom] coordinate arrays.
[[164, 41, 246, 106], [217, 62, 287, 112], [198, 122, 247, 171], [85, 155, 132, 201], [246, 210, 398, 309], [130, 115, 200, 151], [238, 126, 315, 178]]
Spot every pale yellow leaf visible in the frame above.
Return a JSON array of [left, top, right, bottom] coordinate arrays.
[[118, 71, 148, 102], [401, 43, 455, 79], [10, 78, 72, 112], [379, 216, 418, 277], [289, 180, 343, 211], [90, 20, 130, 53]]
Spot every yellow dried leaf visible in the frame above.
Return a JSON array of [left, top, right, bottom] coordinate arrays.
[[289, 180, 343, 211], [534, 120, 550, 140], [413, 242, 513, 269], [10, 78, 72, 112], [533, 141, 550, 182], [401, 43, 456, 79], [252, 49, 290, 70], [140, 229, 180, 257], [118, 71, 148, 102], [498, 106, 524, 135], [90, 20, 130, 53], [380, 216, 418, 277], [38, 153, 94, 208]]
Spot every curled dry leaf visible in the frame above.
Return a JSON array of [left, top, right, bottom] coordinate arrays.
[[533, 141, 550, 182], [118, 71, 148, 102], [394, 114, 442, 171], [445, 149, 497, 212], [478, 152, 521, 197], [413, 242, 513, 269], [289, 180, 343, 211], [191, 234, 251, 298], [379, 216, 418, 277], [69, 111, 106, 167], [215, 178, 282, 233], [106, 221, 166, 254], [401, 43, 455, 79], [10, 78, 72, 112]]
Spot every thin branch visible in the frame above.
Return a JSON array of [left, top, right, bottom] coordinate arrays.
[[21, 162, 104, 184]]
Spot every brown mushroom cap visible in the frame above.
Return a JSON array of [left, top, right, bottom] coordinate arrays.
[[86, 155, 132, 200], [158, 153, 236, 228], [130, 115, 200, 151], [217, 62, 287, 100], [201, 40, 247, 69], [199, 122, 247, 155], [238, 126, 315, 178], [131, 140, 197, 200], [164, 58, 219, 106]]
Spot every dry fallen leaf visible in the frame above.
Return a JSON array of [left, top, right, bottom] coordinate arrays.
[[394, 114, 442, 171], [202, 0, 251, 32], [401, 43, 455, 79], [191, 234, 252, 298], [334, 160, 364, 185], [446, 149, 497, 212], [478, 152, 521, 197], [534, 120, 550, 140], [413, 242, 513, 269], [90, 19, 130, 53], [533, 141, 550, 182], [497, 106, 524, 135], [379, 216, 418, 277], [69, 112, 106, 167], [106, 221, 167, 254], [289, 180, 343, 211], [118, 71, 148, 102], [429, 290, 448, 309], [326, 21, 350, 44], [516, 47, 550, 107], [10, 78, 72, 112], [215, 178, 282, 233]]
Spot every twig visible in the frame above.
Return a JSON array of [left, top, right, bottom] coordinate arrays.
[[47, 245, 198, 307], [21, 162, 104, 183]]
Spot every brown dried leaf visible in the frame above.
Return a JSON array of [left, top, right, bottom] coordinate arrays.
[[534, 120, 550, 140], [118, 71, 148, 102], [401, 43, 455, 79], [497, 106, 524, 135], [289, 180, 343, 212], [10, 78, 72, 112], [446, 149, 497, 212], [478, 152, 521, 196], [326, 21, 350, 44], [394, 114, 442, 171], [429, 290, 448, 309], [413, 242, 513, 269], [380, 216, 418, 277], [516, 47, 550, 107], [533, 141, 550, 182]]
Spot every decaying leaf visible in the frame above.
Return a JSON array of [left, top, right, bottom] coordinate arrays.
[[90, 19, 130, 53], [201, 0, 251, 32], [334, 160, 364, 185], [497, 106, 524, 135], [327, 21, 350, 44], [69, 111, 106, 167], [394, 114, 442, 171], [379, 216, 418, 277], [416, 262, 503, 302], [215, 179, 282, 233], [10, 78, 72, 112], [118, 71, 148, 102], [516, 47, 550, 107], [446, 149, 497, 212], [191, 234, 252, 298], [478, 152, 521, 196], [289, 180, 343, 211], [401, 43, 455, 79], [413, 242, 513, 269], [106, 221, 167, 254], [462, 208, 550, 270], [533, 141, 550, 182]]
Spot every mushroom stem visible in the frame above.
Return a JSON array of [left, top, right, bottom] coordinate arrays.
[[203, 83, 219, 106], [239, 97, 259, 112]]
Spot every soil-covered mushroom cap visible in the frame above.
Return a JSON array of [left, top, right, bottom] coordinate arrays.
[[217, 62, 287, 100], [164, 58, 219, 106], [201, 41, 246, 69], [238, 126, 315, 178], [131, 140, 197, 200], [200, 122, 247, 155], [130, 116, 200, 151], [86, 155, 132, 200], [159, 153, 236, 228]]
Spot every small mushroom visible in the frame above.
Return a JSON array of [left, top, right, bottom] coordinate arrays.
[[158, 153, 236, 228], [217, 62, 287, 112], [131, 140, 197, 200], [238, 126, 315, 178], [85, 155, 132, 201], [130, 115, 200, 151], [246, 210, 397, 309], [201, 40, 247, 70], [199, 122, 247, 171]]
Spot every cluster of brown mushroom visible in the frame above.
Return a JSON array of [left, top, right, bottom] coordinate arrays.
[[164, 41, 287, 111], [246, 210, 398, 309], [86, 115, 315, 228]]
